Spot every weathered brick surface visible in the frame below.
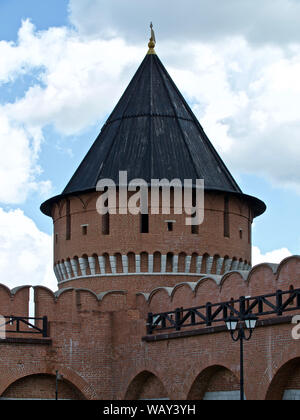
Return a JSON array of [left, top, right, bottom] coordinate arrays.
[[0, 256, 300, 400], [53, 191, 252, 284], [1, 374, 84, 400]]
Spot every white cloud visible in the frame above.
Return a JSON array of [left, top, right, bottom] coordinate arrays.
[[0, 208, 56, 290], [68, 0, 300, 46], [0, 1, 299, 302], [252, 245, 292, 266], [1, 17, 300, 197], [0, 113, 50, 203], [156, 39, 300, 193], [158, 40, 300, 193], [2, 19, 143, 135], [219, 46, 300, 191], [0, 19, 142, 204], [1, 5, 300, 197]]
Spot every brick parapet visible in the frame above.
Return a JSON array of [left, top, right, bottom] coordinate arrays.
[[0, 256, 299, 400]]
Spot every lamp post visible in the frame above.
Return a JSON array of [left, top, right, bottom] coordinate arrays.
[[55, 370, 63, 400], [225, 314, 258, 401]]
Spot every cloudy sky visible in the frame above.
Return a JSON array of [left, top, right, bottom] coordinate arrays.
[[0, 0, 299, 291]]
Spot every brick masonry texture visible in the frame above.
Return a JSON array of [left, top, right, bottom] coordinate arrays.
[[0, 40, 278, 399], [53, 191, 252, 263], [0, 254, 300, 400], [52, 191, 252, 292]]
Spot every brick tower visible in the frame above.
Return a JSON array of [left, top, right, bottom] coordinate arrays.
[[41, 30, 266, 295], [3, 27, 300, 403]]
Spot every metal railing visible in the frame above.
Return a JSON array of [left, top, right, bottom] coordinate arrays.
[[0, 316, 48, 338], [146, 288, 300, 334]]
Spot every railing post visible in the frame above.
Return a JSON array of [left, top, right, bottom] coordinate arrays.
[[147, 313, 153, 335], [223, 304, 228, 321], [144, 288, 299, 335], [42, 316, 48, 337], [297, 290, 300, 308], [190, 309, 196, 325], [258, 296, 263, 313], [239, 296, 246, 319], [276, 290, 283, 316], [229, 298, 235, 317], [175, 308, 181, 331], [206, 302, 212, 326], [16, 317, 20, 333]]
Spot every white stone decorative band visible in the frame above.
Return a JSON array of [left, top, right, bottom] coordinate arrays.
[[54, 253, 251, 283]]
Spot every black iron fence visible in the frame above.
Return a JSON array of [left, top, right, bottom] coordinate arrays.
[[0, 316, 48, 338], [146, 288, 300, 335]]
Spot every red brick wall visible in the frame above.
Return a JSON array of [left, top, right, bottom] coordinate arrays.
[[125, 372, 168, 400], [0, 257, 300, 400], [1, 374, 84, 400], [187, 366, 240, 399], [52, 190, 252, 288]]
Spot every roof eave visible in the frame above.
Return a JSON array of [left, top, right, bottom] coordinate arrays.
[[41, 187, 266, 218]]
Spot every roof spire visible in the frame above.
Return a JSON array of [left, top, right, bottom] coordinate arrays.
[[147, 22, 156, 54]]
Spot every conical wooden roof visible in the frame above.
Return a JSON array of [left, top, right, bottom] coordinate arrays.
[[41, 51, 266, 217]]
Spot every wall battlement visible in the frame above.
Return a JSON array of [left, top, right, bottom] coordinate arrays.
[[0, 256, 299, 328], [135, 256, 300, 319], [0, 258, 300, 400]]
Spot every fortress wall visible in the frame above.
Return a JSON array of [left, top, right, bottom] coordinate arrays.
[[0, 257, 299, 400], [0, 257, 299, 333]]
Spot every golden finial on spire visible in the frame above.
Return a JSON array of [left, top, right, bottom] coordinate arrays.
[[147, 22, 156, 54]]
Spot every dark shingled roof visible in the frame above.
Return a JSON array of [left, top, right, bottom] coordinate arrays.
[[41, 52, 266, 217]]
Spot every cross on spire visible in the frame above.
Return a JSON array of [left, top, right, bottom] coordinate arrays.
[[148, 22, 156, 54]]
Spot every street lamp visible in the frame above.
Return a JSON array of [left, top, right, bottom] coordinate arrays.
[[225, 314, 258, 401]]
